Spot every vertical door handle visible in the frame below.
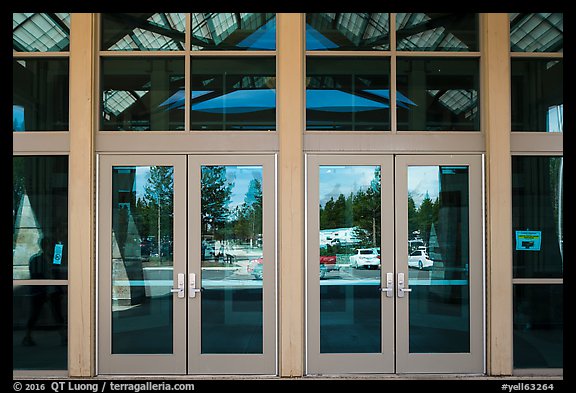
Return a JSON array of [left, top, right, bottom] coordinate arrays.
[[170, 273, 185, 298], [189, 273, 202, 298], [397, 272, 412, 298], [380, 272, 394, 297]]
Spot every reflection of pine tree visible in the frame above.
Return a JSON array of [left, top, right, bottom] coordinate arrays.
[[135, 166, 174, 260], [201, 166, 233, 239], [232, 178, 263, 243]]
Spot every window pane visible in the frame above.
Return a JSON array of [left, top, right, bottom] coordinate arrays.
[[306, 13, 390, 50], [306, 57, 390, 131], [13, 59, 69, 131], [13, 156, 68, 280], [511, 59, 563, 132], [201, 166, 264, 354], [13, 13, 70, 52], [514, 284, 563, 368], [111, 166, 174, 354], [101, 57, 185, 131], [191, 13, 276, 50], [319, 165, 382, 353], [13, 285, 68, 370], [101, 13, 186, 51], [510, 13, 563, 53], [512, 157, 563, 278], [407, 166, 470, 353], [396, 58, 479, 131], [396, 13, 478, 52], [191, 57, 276, 130]]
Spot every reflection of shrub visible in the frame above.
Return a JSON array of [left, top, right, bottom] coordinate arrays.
[[320, 243, 357, 256]]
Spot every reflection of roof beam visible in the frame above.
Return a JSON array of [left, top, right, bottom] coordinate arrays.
[[102, 13, 185, 49], [396, 13, 468, 43], [46, 13, 70, 36]]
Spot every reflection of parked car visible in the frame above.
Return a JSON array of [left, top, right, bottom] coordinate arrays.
[[248, 257, 264, 280], [320, 255, 339, 279], [408, 249, 434, 270], [349, 248, 380, 269]]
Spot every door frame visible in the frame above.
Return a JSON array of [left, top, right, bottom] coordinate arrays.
[[394, 154, 485, 374], [305, 154, 396, 374], [187, 154, 277, 375], [97, 154, 277, 375], [305, 153, 485, 375], [97, 154, 188, 374]]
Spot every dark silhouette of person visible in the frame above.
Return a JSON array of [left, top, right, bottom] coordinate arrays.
[[22, 237, 66, 346]]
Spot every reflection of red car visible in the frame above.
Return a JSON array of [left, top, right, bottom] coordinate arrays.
[[248, 257, 264, 280], [320, 255, 339, 279]]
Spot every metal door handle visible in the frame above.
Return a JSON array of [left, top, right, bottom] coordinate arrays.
[[171, 273, 185, 298], [380, 272, 394, 298], [189, 273, 201, 298], [397, 272, 412, 298]]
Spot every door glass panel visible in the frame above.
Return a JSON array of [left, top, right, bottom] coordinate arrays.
[[201, 165, 264, 354], [319, 165, 381, 353], [111, 166, 174, 354], [407, 165, 470, 353]]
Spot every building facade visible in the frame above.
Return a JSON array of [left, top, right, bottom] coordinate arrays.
[[12, 13, 563, 377]]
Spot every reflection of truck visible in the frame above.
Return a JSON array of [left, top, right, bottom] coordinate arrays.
[[320, 227, 360, 248]]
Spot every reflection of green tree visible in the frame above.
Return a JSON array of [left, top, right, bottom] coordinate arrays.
[[232, 178, 263, 243], [408, 191, 440, 246], [201, 166, 233, 240], [319, 167, 381, 247], [134, 166, 174, 261]]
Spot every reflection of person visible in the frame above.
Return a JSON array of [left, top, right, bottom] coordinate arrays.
[[22, 237, 66, 346]]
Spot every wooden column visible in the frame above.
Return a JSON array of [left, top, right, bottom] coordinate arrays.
[[481, 13, 513, 376], [68, 13, 96, 377], [277, 13, 305, 377]]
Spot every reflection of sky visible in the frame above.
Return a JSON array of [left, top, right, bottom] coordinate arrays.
[[319, 166, 378, 207], [408, 166, 439, 208], [223, 166, 263, 210], [13, 105, 25, 131]]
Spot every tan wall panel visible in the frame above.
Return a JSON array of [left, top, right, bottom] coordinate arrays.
[[277, 13, 305, 377], [481, 13, 513, 376], [68, 13, 96, 377]]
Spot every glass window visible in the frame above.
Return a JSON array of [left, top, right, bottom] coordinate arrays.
[[100, 57, 185, 131], [396, 13, 478, 52], [13, 286, 68, 370], [396, 58, 480, 131], [191, 13, 276, 51], [306, 13, 390, 51], [306, 57, 390, 131], [319, 165, 382, 353], [201, 166, 264, 354], [13, 58, 69, 131], [512, 156, 563, 278], [191, 57, 276, 130], [101, 13, 186, 51], [513, 284, 563, 368], [407, 165, 471, 353], [13, 156, 69, 280], [111, 165, 174, 354], [13, 13, 71, 52], [510, 13, 563, 53], [511, 59, 563, 132]]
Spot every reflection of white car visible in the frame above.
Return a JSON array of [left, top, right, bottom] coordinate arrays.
[[408, 249, 433, 270], [349, 248, 380, 269]]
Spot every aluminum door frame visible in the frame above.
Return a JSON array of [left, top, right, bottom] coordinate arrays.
[[394, 154, 485, 374], [187, 154, 277, 375], [97, 154, 188, 374], [305, 154, 395, 374]]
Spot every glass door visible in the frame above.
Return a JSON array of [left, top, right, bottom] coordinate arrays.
[[394, 155, 484, 373], [98, 155, 187, 374], [306, 155, 395, 374], [187, 155, 277, 374], [306, 154, 484, 374], [98, 154, 276, 375]]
